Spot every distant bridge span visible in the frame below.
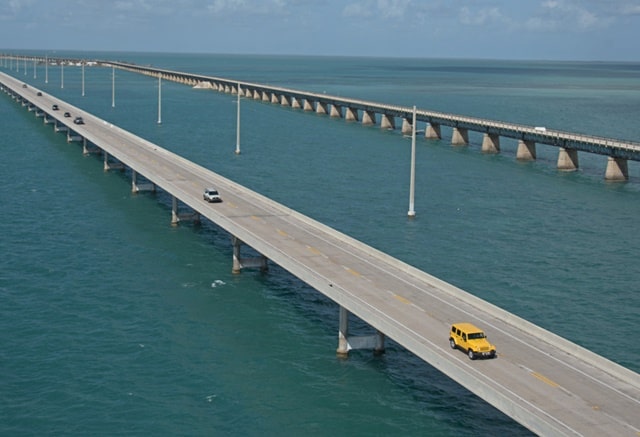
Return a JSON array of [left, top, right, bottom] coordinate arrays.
[[106, 59, 640, 181], [3, 53, 639, 180]]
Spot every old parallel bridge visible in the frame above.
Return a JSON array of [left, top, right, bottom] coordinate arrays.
[[107, 59, 640, 182], [2, 53, 640, 180]]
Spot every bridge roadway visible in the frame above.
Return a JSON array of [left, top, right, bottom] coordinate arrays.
[[106, 60, 640, 161], [4, 55, 640, 178], [2, 71, 640, 436]]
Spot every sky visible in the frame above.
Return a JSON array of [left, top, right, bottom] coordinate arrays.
[[1, 0, 640, 61]]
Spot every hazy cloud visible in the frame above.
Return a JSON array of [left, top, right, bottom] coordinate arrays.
[[459, 6, 505, 26], [1, 0, 639, 60]]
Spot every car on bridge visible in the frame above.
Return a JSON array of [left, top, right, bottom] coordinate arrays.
[[64, 112, 71, 118], [450, 323, 496, 360], [52, 104, 59, 110], [203, 188, 222, 203], [73, 117, 84, 125]]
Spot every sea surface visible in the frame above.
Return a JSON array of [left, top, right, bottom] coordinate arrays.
[[1, 51, 639, 436]]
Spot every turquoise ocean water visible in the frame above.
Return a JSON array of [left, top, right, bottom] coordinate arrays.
[[1, 52, 639, 436]]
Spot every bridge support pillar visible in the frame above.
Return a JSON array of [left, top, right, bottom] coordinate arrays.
[[67, 130, 82, 143], [82, 138, 100, 156], [103, 152, 124, 172], [482, 133, 500, 153], [170, 196, 200, 226], [345, 106, 358, 121], [103, 152, 110, 171], [380, 114, 395, 130], [425, 123, 441, 139], [516, 140, 537, 161], [262, 91, 270, 102], [316, 102, 328, 115], [231, 236, 268, 274], [291, 97, 301, 109], [330, 104, 342, 118], [401, 118, 413, 136], [557, 147, 579, 171], [336, 306, 385, 357], [362, 110, 376, 125], [171, 196, 180, 226], [253, 89, 261, 100], [131, 170, 156, 193], [605, 157, 628, 181], [280, 95, 290, 106], [451, 127, 469, 145], [271, 93, 279, 104], [303, 99, 314, 111]]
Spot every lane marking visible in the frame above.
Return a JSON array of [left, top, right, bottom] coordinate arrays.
[[394, 294, 411, 305], [344, 267, 361, 277], [531, 372, 560, 388], [307, 246, 322, 255], [277, 229, 288, 237]]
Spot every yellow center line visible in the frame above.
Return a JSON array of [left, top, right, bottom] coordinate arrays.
[[345, 267, 361, 277], [307, 246, 322, 255], [251, 215, 260, 221], [531, 372, 560, 388], [393, 294, 411, 305], [277, 229, 288, 237]]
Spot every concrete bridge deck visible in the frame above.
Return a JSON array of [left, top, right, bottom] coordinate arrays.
[[3, 54, 639, 180], [105, 60, 640, 178], [2, 71, 639, 436]]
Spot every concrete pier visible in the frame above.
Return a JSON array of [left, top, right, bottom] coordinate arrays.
[[303, 99, 314, 111], [401, 118, 413, 136], [330, 104, 342, 118], [170, 196, 199, 226], [425, 122, 441, 139], [380, 114, 395, 130], [345, 107, 358, 121], [516, 140, 537, 161], [451, 127, 469, 145], [316, 101, 328, 115], [336, 306, 385, 357], [231, 236, 268, 274], [605, 157, 629, 181], [482, 133, 500, 153], [131, 169, 156, 193], [362, 110, 376, 125], [557, 147, 579, 171]]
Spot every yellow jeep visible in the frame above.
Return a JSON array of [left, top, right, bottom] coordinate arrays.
[[449, 323, 497, 360]]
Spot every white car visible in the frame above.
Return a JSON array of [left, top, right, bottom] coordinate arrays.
[[203, 188, 222, 203]]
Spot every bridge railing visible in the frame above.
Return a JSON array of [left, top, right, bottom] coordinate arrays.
[[5, 55, 640, 157]]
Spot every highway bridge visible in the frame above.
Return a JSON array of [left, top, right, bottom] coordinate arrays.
[[106, 59, 640, 181], [2, 70, 640, 436], [2, 53, 640, 181]]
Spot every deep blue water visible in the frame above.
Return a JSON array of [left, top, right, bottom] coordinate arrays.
[[1, 51, 639, 436]]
